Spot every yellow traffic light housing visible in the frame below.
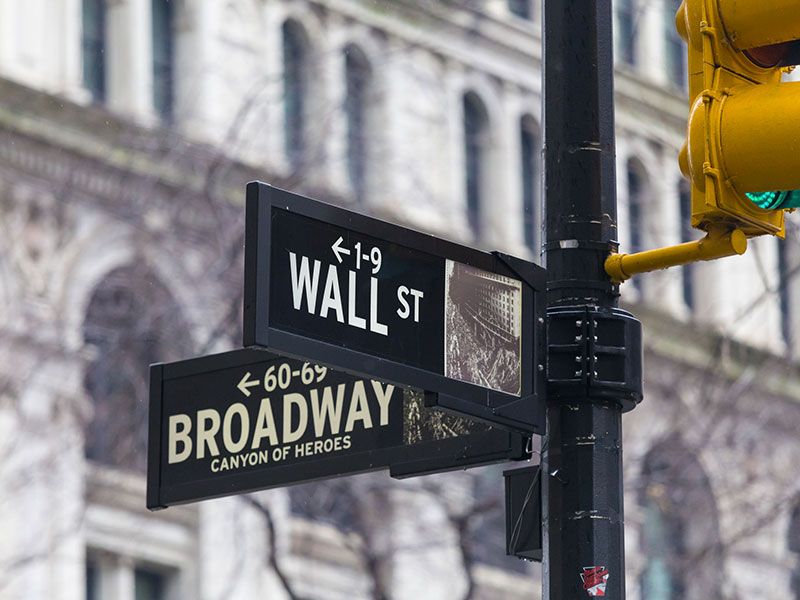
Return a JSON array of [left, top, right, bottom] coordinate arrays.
[[676, 0, 800, 237]]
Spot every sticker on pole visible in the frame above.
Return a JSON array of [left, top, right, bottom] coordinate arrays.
[[581, 566, 609, 597]]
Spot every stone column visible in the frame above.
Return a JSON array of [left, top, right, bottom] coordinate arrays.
[[99, 556, 135, 600], [261, 4, 290, 176], [52, 0, 85, 99], [107, 0, 154, 122], [443, 61, 471, 240], [319, 16, 350, 199], [173, 0, 215, 139]]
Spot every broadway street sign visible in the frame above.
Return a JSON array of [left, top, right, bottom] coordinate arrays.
[[147, 349, 528, 508], [243, 182, 547, 433]]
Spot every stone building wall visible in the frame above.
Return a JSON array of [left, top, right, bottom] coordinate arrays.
[[0, 1, 799, 599]]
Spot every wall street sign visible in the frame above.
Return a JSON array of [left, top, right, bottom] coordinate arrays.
[[147, 349, 529, 509], [243, 182, 547, 433]]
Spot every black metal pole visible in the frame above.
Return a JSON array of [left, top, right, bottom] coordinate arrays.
[[541, 1, 641, 598]]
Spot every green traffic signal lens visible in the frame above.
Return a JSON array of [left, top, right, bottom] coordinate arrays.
[[780, 190, 800, 209], [747, 190, 789, 209]]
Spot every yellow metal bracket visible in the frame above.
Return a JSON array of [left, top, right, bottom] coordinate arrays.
[[604, 225, 747, 284]]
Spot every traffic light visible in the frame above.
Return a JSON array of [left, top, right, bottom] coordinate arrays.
[[676, 0, 800, 237]]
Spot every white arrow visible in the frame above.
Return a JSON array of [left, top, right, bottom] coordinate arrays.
[[331, 236, 351, 263], [237, 372, 260, 397]]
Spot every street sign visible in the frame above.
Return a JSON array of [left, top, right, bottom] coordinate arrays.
[[147, 348, 529, 509], [243, 182, 547, 433]]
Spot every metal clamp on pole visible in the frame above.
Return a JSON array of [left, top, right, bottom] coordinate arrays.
[[604, 225, 747, 284], [547, 306, 643, 412]]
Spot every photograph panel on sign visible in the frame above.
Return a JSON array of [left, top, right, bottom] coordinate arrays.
[[444, 260, 522, 396]]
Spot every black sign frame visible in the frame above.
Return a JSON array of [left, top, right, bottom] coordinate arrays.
[[147, 349, 529, 509], [243, 182, 547, 433]]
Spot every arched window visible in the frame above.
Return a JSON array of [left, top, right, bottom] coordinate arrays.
[[665, 0, 688, 90], [464, 92, 489, 237], [679, 179, 694, 310], [83, 264, 191, 472], [617, 0, 636, 66], [520, 115, 541, 254], [82, 0, 106, 102], [283, 20, 309, 171], [639, 440, 723, 600], [152, 0, 174, 121], [345, 44, 372, 204]]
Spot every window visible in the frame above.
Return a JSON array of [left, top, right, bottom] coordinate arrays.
[[83, 264, 191, 472], [627, 162, 644, 251], [627, 161, 646, 289], [617, 0, 636, 66], [135, 567, 166, 600], [665, 0, 688, 90], [508, 0, 531, 19], [639, 440, 723, 600], [152, 0, 174, 121], [464, 92, 489, 237], [640, 494, 681, 599], [283, 20, 309, 171], [777, 238, 792, 351], [82, 0, 106, 102], [520, 115, 540, 254], [86, 557, 169, 600], [345, 45, 371, 204], [679, 180, 694, 310], [86, 562, 99, 600]]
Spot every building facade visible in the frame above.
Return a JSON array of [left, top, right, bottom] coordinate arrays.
[[1, 0, 800, 599]]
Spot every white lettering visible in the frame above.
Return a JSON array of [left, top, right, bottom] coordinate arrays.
[[370, 277, 388, 335], [289, 252, 321, 313], [410, 288, 424, 322], [197, 409, 221, 459], [347, 270, 367, 329], [371, 381, 395, 426], [251, 397, 279, 449], [222, 403, 249, 453], [397, 286, 423, 321], [283, 392, 308, 443], [310, 384, 346, 436], [319, 264, 345, 322], [168, 414, 192, 464], [397, 285, 411, 319], [209, 450, 269, 473], [345, 381, 373, 432]]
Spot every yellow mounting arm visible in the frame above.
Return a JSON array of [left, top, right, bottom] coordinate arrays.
[[604, 225, 747, 284]]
